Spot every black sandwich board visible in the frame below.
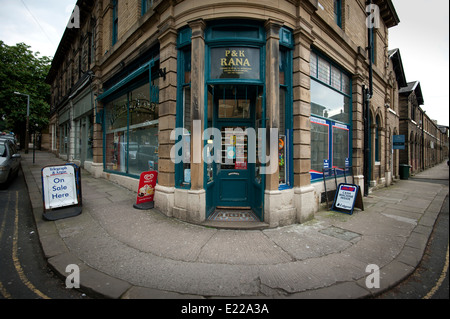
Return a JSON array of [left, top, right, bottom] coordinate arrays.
[[331, 183, 364, 215]]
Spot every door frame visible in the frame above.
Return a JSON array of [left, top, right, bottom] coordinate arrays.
[[204, 84, 265, 220]]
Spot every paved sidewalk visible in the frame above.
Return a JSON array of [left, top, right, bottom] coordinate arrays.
[[20, 150, 449, 299]]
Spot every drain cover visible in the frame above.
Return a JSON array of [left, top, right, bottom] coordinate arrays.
[[319, 226, 360, 242]]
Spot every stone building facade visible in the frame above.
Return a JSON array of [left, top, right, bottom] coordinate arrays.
[[398, 81, 449, 173], [46, 0, 447, 228]]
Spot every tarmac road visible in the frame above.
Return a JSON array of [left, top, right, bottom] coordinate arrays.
[[0, 168, 88, 299]]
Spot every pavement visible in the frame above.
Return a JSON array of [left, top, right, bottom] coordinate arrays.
[[20, 150, 449, 299]]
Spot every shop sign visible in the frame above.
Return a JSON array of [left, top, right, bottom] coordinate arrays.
[[393, 135, 405, 150], [42, 165, 78, 210], [133, 171, 158, 209], [323, 159, 330, 177], [331, 183, 364, 215], [210, 47, 260, 80], [41, 164, 82, 221]]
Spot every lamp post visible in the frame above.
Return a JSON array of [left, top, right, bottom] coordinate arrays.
[[13, 91, 30, 154]]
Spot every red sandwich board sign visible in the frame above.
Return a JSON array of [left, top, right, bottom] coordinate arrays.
[[133, 171, 158, 210]]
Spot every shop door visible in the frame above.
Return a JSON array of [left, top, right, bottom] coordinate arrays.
[[208, 85, 265, 220], [215, 124, 252, 208]]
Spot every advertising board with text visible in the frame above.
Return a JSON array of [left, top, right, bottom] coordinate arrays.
[[331, 183, 364, 215], [134, 171, 158, 209]]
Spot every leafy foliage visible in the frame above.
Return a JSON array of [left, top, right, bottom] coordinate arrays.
[[0, 41, 51, 140]]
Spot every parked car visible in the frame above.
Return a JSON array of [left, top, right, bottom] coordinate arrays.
[[0, 139, 21, 186], [0, 133, 18, 148]]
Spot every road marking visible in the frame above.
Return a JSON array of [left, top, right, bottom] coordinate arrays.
[[0, 192, 11, 242], [423, 242, 449, 299], [12, 191, 51, 299], [0, 281, 12, 299], [0, 192, 12, 299]]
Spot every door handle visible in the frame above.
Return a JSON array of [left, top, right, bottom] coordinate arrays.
[[228, 172, 240, 176]]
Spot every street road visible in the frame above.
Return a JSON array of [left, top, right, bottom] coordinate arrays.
[[0, 168, 88, 299]]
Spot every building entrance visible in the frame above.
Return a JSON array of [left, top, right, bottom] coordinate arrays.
[[206, 85, 264, 221]]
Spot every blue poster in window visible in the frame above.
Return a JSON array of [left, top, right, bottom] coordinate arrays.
[[323, 159, 330, 177]]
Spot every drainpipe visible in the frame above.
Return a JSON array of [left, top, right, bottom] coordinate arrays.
[[363, 86, 371, 196], [363, 0, 374, 196], [422, 111, 425, 171]]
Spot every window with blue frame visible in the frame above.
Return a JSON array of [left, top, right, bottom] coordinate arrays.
[[103, 63, 160, 177], [112, 0, 118, 45], [175, 28, 192, 188], [334, 0, 342, 28], [310, 51, 352, 181], [278, 27, 293, 189], [141, 0, 154, 15]]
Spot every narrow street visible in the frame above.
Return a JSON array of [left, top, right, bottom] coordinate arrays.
[[0, 168, 88, 299]]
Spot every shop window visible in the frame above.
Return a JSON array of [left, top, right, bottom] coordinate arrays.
[[104, 67, 159, 177], [175, 44, 192, 188], [332, 124, 350, 169], [128, 82, 159, 175], [86, 114, 94, 161], [59, 123, 69, 156], [105, 94, 128, 173], [310, 118, 329, 180], [310, 51, 352, 181], [278, 46, 292, 188]]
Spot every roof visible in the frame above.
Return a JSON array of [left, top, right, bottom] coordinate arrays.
[[388, 48, 407, 88], [399, 81, 424, 105], [45, 0, 95, 84], [373, 0, 400, 28]]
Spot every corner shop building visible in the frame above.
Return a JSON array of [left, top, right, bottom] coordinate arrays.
[[47, 0, 406, 228]]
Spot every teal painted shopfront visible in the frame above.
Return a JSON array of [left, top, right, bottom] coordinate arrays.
[[175, 21, 294, 221]]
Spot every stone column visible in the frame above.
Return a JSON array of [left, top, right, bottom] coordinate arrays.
[[154, 22, 178, 216], [188, 18, 206, 191], [292, 7, 317, 223], [264, 19, 282, 192], [352, 47, 368, 192], [185, 18, 206, 223]]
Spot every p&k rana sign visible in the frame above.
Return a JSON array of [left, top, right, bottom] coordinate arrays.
[[210, 47, 260, 80]]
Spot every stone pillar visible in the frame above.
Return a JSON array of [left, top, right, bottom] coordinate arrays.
[[178, 18, 207, 224], [292, 6, 317, 223], [352, 47, 368, 192], [188, 18, 206, 191], [264, 19, 282, 192], [264, 19, 297, 227], [154, 23, 178, 216]]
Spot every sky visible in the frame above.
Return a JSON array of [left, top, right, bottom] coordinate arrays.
[[0, 0, 448, 126], [389, 0, 449, 127]]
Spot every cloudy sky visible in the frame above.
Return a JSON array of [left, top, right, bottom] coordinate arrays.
[[389, 0, 449, 126], [0, 0, 448, 126]]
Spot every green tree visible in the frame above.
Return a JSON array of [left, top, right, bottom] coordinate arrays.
[[0, 41, 51, 146]]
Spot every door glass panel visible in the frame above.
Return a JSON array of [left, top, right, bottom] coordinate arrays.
[[255, 88, 263, 184], [221, 127, 248, 170], [217, 85, 251, 119]]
